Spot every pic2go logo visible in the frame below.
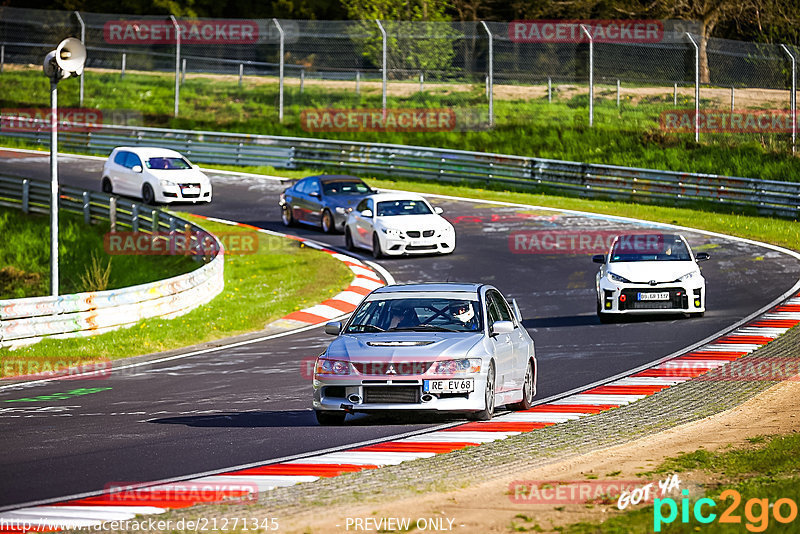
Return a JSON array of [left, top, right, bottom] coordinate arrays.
[[654, 489, 799, 532]]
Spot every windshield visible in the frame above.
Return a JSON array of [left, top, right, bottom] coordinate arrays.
[[610, 234, 692, 262], [376, 200, 432, 217], [345, 297, 482, 333], [321, 180, 371, 195], [146, 157, 192, 170]]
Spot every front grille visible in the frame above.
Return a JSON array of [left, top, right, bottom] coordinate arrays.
[[363, 386, 420, 404], [406, 231, 420, 238], [422, 230, 435, 237], [353, 361, 432, 375], [406, 244, 437, 251], [322, 386, 346, 398], [620, 287, 688, 311]]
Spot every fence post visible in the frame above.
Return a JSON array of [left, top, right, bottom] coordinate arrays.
[[131, 204, 139, 232], [83, 191, 91, 224], [685, 32, 700, 143], [121, 53, 126, 78], [1, 45, 4, 74], [170, 15, 180, 118], [151, 209, 159, 234], [376, 20, 387, 117], [238, 63, 243, 87], [109, 196, 117, 232], [74, 11, 85, 106], [480, 21, 494, 127], [674, 83, 677, 107], [616, 79, 620, 108], [300, 68, 305, 93], [580, 25, 593, 127], [272, 18, 285, 123], [356, 70, 360, 94], [730, 86, 734, 112], [419, 71, 423, 92], [181, 58, 186, 85], [22, 179, 29, 213], [548, 77, 552, 102], [780, 45, 796, 153]]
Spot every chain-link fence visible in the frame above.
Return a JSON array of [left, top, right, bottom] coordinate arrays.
[[0, 7, 798, 151]]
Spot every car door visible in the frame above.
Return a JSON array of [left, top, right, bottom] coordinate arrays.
[[109, 150, 133, 195], [354, 198, 375, 248], [485, 290, 515, 393], [290, 179, 309, 223], [306, 178, 323, 225], [493, 290, 529, 388], [125, 152, 144, 198]]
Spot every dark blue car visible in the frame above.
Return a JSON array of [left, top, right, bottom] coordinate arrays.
[[279, 175, 375, 233]]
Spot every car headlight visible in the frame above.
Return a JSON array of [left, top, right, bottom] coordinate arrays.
[[160, 179, 177, 188], [334, 206, 347, 215], [678, 270, 700, 282], [381, 227, 402, 237], [431, 358, 481, 375], [314, 358, 350, 376], [608, 272, 631, 283]]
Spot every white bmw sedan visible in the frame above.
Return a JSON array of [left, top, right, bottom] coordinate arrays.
[[101, 147, 212, 204], [344, 193, 455, 258], [312, 283, 537, 425], [594, 233, 710, 322]]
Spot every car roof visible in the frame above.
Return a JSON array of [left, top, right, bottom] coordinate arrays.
[[366, 192, 428, 203], [373, 283, 483, 295], [308, 175, 366, 184], [613, 232, 685, 242], [112, 147, 186, 159]]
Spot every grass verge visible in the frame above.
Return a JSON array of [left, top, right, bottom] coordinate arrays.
[[1, 68, 798, 181], [0, 206, 196, 298], [0, 213, 353, 374]]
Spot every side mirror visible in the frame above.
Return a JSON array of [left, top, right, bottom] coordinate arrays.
[[433, 206, 444, 215], [491, 321, 514, 335], [695, 252, 710, 261], [131, 165, 143, 173], [324, 321, 342, 336], [310, 192, 320, 198], [592, 254, 606, 264], [361, 209, 373, 218]]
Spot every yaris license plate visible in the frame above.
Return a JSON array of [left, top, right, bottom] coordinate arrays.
[[423, 378, 474, 394], [637, 292, 670, 301]]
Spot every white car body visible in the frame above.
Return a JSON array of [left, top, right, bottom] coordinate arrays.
[[313, 283, 537, 425], [344, 193, 455, 257], [101, 147, 212, 204], [594, 233, 709, 320]]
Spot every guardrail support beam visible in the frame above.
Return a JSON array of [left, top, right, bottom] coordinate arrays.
[[22, 179, 29, 213], [109, 196, 117, 232], [83, 191, 91, 224]]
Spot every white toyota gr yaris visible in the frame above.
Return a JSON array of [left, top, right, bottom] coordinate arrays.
[[593, 233, 710, 322]]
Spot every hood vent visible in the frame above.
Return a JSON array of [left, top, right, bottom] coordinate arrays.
[[366, 340, 435, 347]]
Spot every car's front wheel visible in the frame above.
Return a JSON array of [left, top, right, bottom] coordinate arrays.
[[510, 360, 535, 411], [469, 361, 495, 421], [321, 209, 335, 234], [315, 410, 346, 426], [372, 233, 383, 259], [281, 206, 294, 227], [101, 177, 113, 194], [345, 227, 356, 251], [142, 183, 155, 205]]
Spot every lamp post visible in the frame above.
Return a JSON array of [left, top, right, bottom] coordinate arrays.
[[43, 37, 86, 296]]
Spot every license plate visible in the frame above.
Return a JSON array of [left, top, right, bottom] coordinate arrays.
[[423, 378, 474, 394], [412, 239, 435, 246], [182, 186, 200, 194], [637, 292, 670, 301]]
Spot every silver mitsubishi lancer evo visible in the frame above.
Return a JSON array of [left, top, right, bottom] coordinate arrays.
[[312, 283, 537, 425]]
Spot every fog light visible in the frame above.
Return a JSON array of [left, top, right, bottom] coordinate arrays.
[[605, 301, 612, 309], [694, 299, 701, 307], [619, 295, 627, 302]]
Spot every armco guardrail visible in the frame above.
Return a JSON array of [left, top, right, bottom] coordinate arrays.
[[1, 119, 799, 218], [0, 175, 224, 349]]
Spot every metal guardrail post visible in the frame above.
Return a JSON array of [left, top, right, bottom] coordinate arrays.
[[356, 70, 360, 94], [300, 68, 305, 94], [685, 33, 700, 143], [272, 19, 285, 123], [616, 79, 620, 108], [121, 53, 126, 78], [580, 25, 593, 127], [49, 79, 59, 297], [730, 86, 734, 112], [238, 63, 243, 87], [674, 83, 678, 107], [480, 21, 494, 127], [74, 12, 86, 105], [548, 77, 552, 102], [780, 44, 796, 153], [170, 15, 180, 118], [22, 179, 29, 213], [131, 204, 139, 232], [109, 196, 117, 232], [181, 58, 186, 85], [151, 209, 158, 233], [376, 20, 387, 117], [1, 45, 4, 74], [83, 191, 90, 224]]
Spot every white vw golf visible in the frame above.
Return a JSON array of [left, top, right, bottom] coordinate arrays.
[[101, 147, 212, 204], [593, 233, 710, 321], [344, 193, 456, 258]]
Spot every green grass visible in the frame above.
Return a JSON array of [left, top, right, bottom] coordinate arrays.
[[0, 214, 353, 373], [560, 434, 800, 533], [0, 207, 195, 298], [1, 68, 798, 181]]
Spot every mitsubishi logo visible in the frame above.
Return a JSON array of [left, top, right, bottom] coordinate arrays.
[[649, 280, 658, 286], [386, 364, 396, 375]]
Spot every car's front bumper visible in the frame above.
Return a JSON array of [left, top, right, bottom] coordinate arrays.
[[159, 184, 213, 203], [378, 234, 456, 256], [313, 374, 487, 413], [597, 277, 706, 314]]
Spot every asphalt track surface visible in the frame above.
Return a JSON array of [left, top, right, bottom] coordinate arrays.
[[1, 152, 799, 509]]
